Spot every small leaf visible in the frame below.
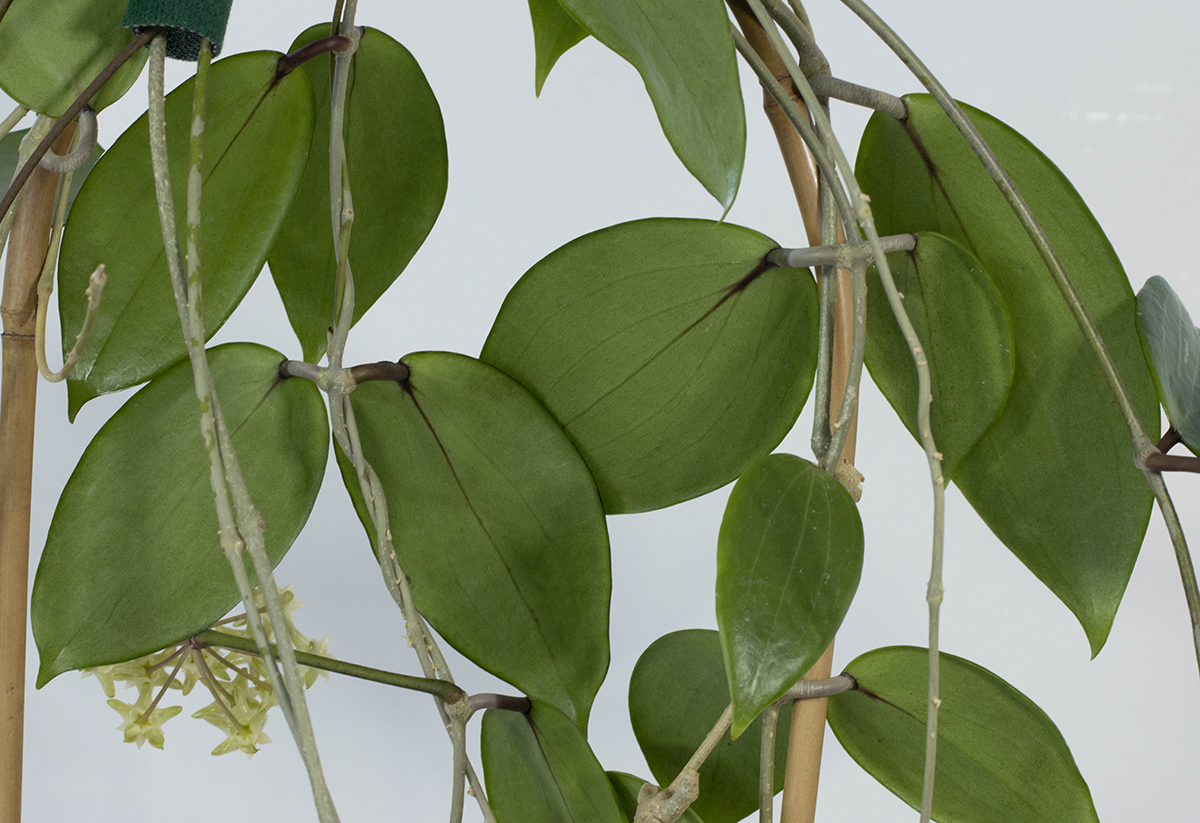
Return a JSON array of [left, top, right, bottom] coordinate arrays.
[[59, 51, 314, 419], [717, 453, 862, 737], [482, 701, 626, 823], [557, 0, 745, 208], [828, 646, 1099, 823], [0, 0, 148, 116], [345, 352, 610, 728], [1136, 276, 1200, 454], [608, 772, 705, 823], [0, 128, 103, 217], [528, 0, 590, 96], [482, 218, 818, 514], [629, 629, 791, 823], [269, 25, 448, 362], [32, 343, 329, 686], [856, 95, 1158, 654]]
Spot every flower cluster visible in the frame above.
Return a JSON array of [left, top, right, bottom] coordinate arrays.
[[83, 584, 331, 757]]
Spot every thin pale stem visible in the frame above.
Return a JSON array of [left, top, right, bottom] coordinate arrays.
[[1146, 473, 1200, 671], [760, 0, 827, 75], [687, 703, 733, 774], [777, 674, 856, 702], [0, 104, 27, 142], [448, 718, 468, 823], [808, 74, 905, 118], [759, 704, 781, 823], [770, 233, 915, 269], [38, 107, 97, 173], [0, 116, 53, 263]]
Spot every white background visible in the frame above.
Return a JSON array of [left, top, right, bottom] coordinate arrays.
[[3, 0, 1199, 820]]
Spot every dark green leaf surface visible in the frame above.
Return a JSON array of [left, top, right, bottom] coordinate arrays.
[[716, 453, 862, 737], [0, 128, 102, 216], [0, 0, 147, 116], [864, 232, 1014, 478], [482, 701, 625, 823], [608, 771, 705, 823], [828, 646, 1099, 823], [59, 51, 314, 419], [556, 0, 745, 208], [528, 0, 590, 96], [482, 218, 818, 514], [856, 95, 1158, 654], [32, 343, 328, 686], [269, 25, 447, 362], [1136, 276, 1200, 454], [629, 630, 790, 823], [346, 352, 610, 728]]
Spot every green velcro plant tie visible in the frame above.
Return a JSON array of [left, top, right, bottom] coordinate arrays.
[[122, 0, 234, 61]]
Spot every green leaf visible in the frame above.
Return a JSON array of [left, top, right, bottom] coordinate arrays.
[[856, 95, 1158, 654], [482, 701, 625, 823], [345, 352, 610, 728], [59, 51, 314, 420], [1136, 276, 1200, 454], [269, 25, 447, 362], [716, 453, 862, 737], [608, 771, 706, 823], [0, 0, 148, 116], [629, 629, 791, 823], [864, 232, 1015, 479], [32, 343, 329, 686], [556, 0, 745, 208], [828, 646, 1099, 823], [482, 218, 818, 514], [0, 128, 103, 217], [528, 0, 590, 96]]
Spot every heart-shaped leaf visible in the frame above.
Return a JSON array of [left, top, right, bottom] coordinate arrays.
[[528, 0, 590, 95], [482, 218, 818, 514], [856, 95, 1158, 654], [1136, 276, 1200, 454], [864, 232, 1014, 479], [629, 629, 791, 823], [608, 771, 706, 823], [59, 50, 314, 419], [340, 351, 610, 728], [32, 343, 329, 686], [717, 453, 862, 737], [828, 646, 1099, 823], [268, 25, 447, 362]]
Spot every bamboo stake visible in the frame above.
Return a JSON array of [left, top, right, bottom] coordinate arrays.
[[0, 125, 74, 823]]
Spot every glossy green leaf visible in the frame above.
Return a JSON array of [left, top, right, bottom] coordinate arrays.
[[716, 453, 862, 737], [828, 646, 1098, 823], [629, 630, 791, 823], [32, 343, 329, 686], [556, 0, 745, 208], [1136, 276, 1200, 454], [528, 0, 590, 96], [608, 771, 706, 823], [0, 128, 102, 216], [344, 352, 610, 728], [0, 0, 147, 116], [482, 218, 818, 514], [59, 51, 314, 420], [864, 232, 1014, 478], [482, 701, 625, 823], [269, 25, 447, 362], [856, 95, 1158, 654]]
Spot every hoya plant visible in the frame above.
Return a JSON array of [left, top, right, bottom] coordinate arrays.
[[1, 0, 1197, 822]]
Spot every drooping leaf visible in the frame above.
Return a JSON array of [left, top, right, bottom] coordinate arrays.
[[269, 25, 447, 362], [556, 0, 745, 208], [482, 701, 625, 823], [864, 232, 1014, 479], [0, 0, 147, 116], [828, 646, 1099, 823], [32, 343, 329, 686], [59, 51, 314, 419], [1136, 276, 1200, 454], [856, 95, 1158, 654], [716, 453, 862, 737], [608, 771, 706, 823], [482, 218, 818, 514], [0, 129, 103, 217], [629, 629, 791, 823], [343, 351, 610, 728], [528, 0, 590, 96]]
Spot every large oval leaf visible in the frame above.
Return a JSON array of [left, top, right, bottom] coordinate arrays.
[[0, 0, 147, 116], [342, 352, 610, 728], [856, 95, 1158, 654], [268, 25, 448, 362], [864, 232, 1014, 479], [481, 218, 818, 514], [629, 629, 791, 823], [32, 343, 329, 686], [528, 0, 590, 96], [1136, 276, 1200, 454], [716, 453, 862, 738], [557, 0, 745, 208], [59, 51, 314, 419], [828, 646, 1099, 823], [482, 701, 625, 823]]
